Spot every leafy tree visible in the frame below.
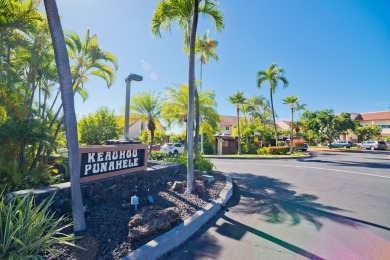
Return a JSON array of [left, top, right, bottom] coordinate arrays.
[[78, 107, 121, 145], [257, 64, 289, 146], [300, 109, 357, 148], [152, 0, 224, 193], [354, 124, 381, 141], [282, 95, 299, 154], [44, 0, 86, 231], [228, 91, 246, 155], [130, 91, 164, 156]]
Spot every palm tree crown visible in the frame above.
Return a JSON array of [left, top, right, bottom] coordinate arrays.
[[151, 0, 224, 46], [283, 95, 299, 154], [65, 29, 118, 101], [257, 63, 289, 146], [228, 91, 246, 155], [130, 91, 164, 156]]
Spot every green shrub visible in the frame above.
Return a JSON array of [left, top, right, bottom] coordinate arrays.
[[267, 146, 290, 155], [164, 153, 188, 171], [0, 193, 78, 259], [150, 151, 167, 161], [194, 156, 215, 172], [203, 141, 214, 155], [278, 141, 286, 146], [257, 147, 268, 155]]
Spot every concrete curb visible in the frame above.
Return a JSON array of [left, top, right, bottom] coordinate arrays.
[[123, 174, 233, 260], [204, 155, 311, 160]]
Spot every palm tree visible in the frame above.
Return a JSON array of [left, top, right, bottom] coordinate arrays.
[[65, 29, 118, 99], [228, 91, 246, 155], [194, 30, 218, 155], [195, 29, 219, 89], [163, 83, 220, 133], [257, 63, 289, 146], [130, 91, 164, 157], [44, 0, 86, 232], [283, 95, 299, 154], [152, 0, 224, 193], [295, 101, 307, 121]]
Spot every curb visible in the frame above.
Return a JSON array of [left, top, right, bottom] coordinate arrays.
[[204, 155, 311, 160], [123, 175, 233, 260]]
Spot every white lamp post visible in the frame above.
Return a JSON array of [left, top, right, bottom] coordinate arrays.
[[124, 73, 143, 140]]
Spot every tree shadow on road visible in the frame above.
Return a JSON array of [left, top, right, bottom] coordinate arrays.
[[228, 173, 389, 231]]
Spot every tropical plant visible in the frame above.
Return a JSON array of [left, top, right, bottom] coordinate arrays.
[[283, 95, 299, 154], [130, 91, 164, 156], [0, 193, 77, 259], [78, 106, 121, 145], [151, 0, 224, 193], [257, 63, 289, 146], [228, 91, 246, 155], [44, 0, 86, 231], [163, 83, 220, 138]]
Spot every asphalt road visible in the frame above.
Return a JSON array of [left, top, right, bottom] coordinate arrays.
[[163, 151, 390, 260]]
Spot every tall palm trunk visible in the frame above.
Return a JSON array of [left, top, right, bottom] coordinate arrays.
[[237, 106, 241, 155], [290, 107, 294, 154], [270, 87, 278, 146], [148, 119, 156, 159], [44, 0, 86, 232], [187, 0, 199, 193], [194, 88, 200, 158]]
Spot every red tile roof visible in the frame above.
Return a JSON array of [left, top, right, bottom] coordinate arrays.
[[220, 115, 238, 126], [358, 111, 390, 121]]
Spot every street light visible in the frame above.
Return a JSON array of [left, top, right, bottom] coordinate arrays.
[[124, 73, 143, 140]]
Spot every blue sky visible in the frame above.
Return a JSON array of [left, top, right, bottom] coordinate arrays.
[[49, 0, 389, 127]]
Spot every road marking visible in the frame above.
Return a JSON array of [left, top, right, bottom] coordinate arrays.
[[217, 162, 390, 179]]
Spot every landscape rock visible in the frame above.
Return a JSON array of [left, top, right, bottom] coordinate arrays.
[[128, 206, 179, 241], [171, 181, 187, 192]]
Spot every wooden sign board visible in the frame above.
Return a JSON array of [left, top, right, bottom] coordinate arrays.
[[79, 144, 148, 183]]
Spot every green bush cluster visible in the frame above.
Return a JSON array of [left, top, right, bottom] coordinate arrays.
[[241, 142, 258, 154], [257, 146, 290, 155], [257, 147, 268, 155], [0, 193, 77, 259], [194, 156, 215, 172], [203, 141, 214, 155], [268, 146, 290, 155], [278, 141, 286, 146], [150, 151, 167, 161], [164, 154, 215, 173]]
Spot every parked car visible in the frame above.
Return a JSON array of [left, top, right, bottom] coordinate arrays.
[[357, 141, 387, 150], [148, 145, 161, 151], [160, 143, 185, 155], [328, 141, 352, 148], [300, 143, 309, 152]]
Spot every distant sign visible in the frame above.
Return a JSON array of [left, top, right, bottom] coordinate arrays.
[[79, 144, 147, 183]]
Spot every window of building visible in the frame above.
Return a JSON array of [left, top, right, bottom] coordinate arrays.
[[225, 127, 229, 130]]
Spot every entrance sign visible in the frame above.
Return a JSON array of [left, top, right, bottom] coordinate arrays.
[[79, 144, 148, 183]]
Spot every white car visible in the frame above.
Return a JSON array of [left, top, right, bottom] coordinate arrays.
[[357, 141, 387, 150], [160, 143, 185, 155]]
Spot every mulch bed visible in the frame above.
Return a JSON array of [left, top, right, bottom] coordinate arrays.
[[44, 170, 226, 260]]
